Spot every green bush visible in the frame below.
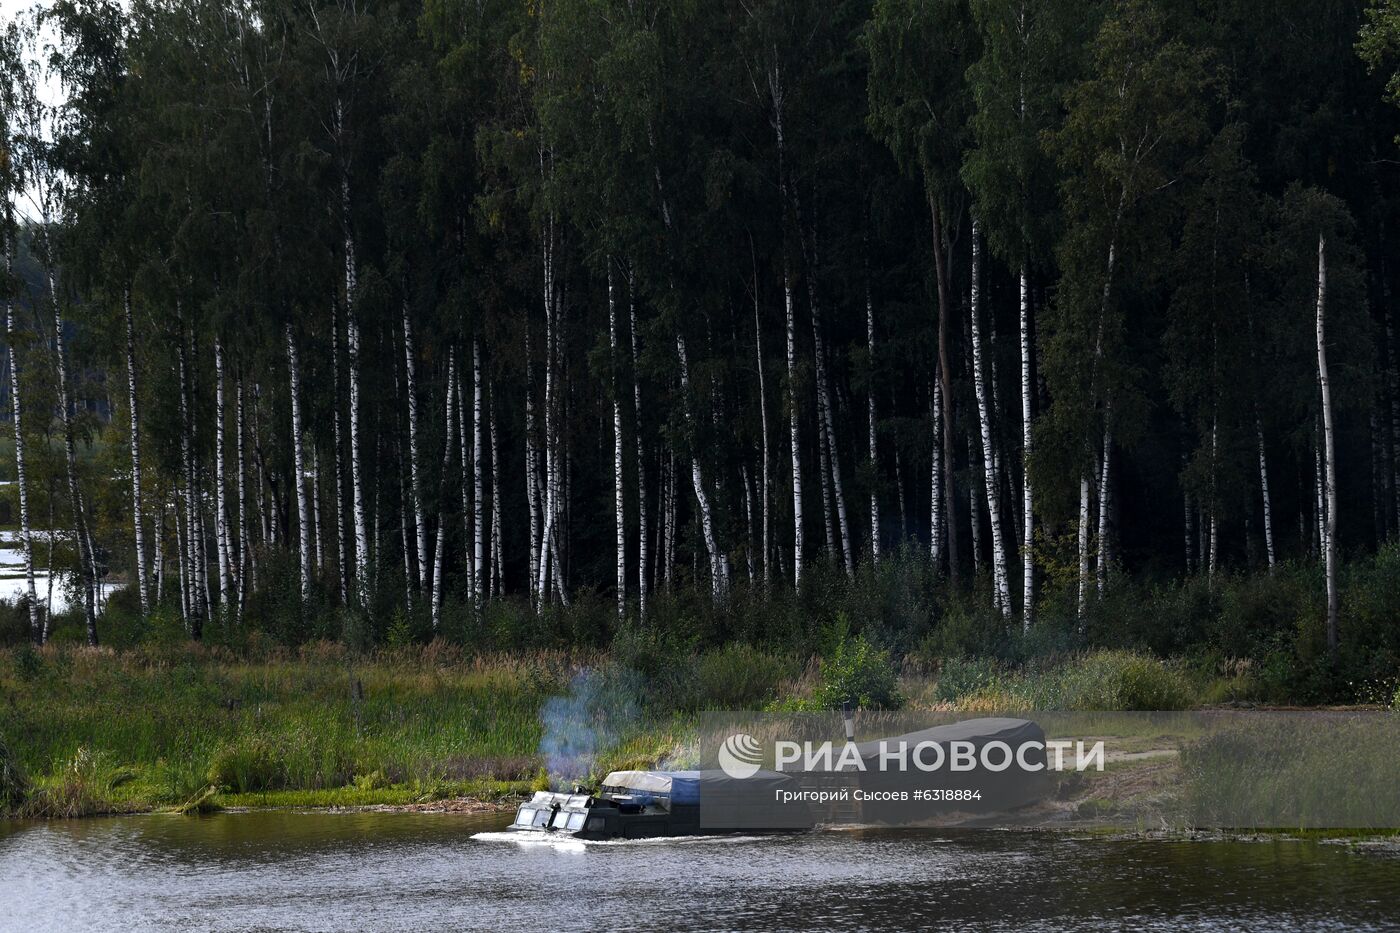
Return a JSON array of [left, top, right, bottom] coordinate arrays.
[[0, 599, 34, 648], [13, 643, 42, 680], [1049, 650, 1194, 711], [934, 656, 1003, 704], [811, 634, 903, 710], [687, 644, 798, 710]]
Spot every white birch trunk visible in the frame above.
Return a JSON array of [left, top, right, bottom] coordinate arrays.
[[252, 382, 271, 548], [312, 447, 324, 576], [402, 304, 426, 595], [330, 300, 348, 603], [525, 324, 540, 601], [175, 491, 188, 625], [1020, 268, 1035, 628], [1208, 418, 1219, 579], [1314, 420, 1325, 558], [536, 232, 559, 602], [629, 266, 650, 613], [214, 338, 234, 618], [1256, 412, 1275, 569], [785, 264, 804, 587], [456, 365, 474, 600], [52, 275, 97, 644], [123, 290, 149, 617], [818, 401, 836, 558], [154, 503, 166, 607], [1077, 474, 1091, 624], [342, 174, 370, 601], [676, 333, 727, 600], [1090, 208, 1122, 597], [969, 218, 1011, 616], [930, 381, 943, 566], [811, 294, 852, 575], [894, 445, 907, 543], [771, 62, 803, 589], [398, 455, 413, 613], [345, 306, 369, 601], [608, 263, 626, 616], [742, 463, 756, 581], [5, 240, 39, 639], [1315, 234, 1339, 651], [430, 355, 458, 629], [286, 324, 312, 602], [867, 280, 879, 566], [1097, 415, 1112, 594], [177, 324, 200, 635], [663, 450, 676, 589], [473, 337, 485, 609], [236, 376, 254, 601], [489, 388, 503, 599]]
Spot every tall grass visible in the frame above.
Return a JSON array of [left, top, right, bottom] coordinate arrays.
[[930, 650, 1195, 711], [0, 643, 576, 815], [0, 639, 816, 816]]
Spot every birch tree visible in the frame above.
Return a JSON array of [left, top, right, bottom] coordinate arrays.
[[1316, 234, 1338, 651], [968, 216, 1012, 614], [1044, 0, 1208, 615], [964, 0, 1078, 625], [2, 229, 39, 640], [866, 0, 975, 582], [286, 323, 312, 602]]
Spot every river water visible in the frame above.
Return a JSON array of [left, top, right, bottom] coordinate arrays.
[[1, 811, 1398, 931]]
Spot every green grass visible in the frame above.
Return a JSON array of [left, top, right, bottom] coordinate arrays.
[[216, 779, 535, 810], [0, 639, 817, 818], [1180, 716, 1400, 830], [922, 650, 1197, 712], [0, 643, 586, 817]]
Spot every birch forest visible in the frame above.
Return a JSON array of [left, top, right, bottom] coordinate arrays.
[[2, 0, 1400, 677]]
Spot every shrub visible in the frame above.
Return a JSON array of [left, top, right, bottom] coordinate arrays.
[[1217, 568, 1315, 659], [13, 643, 42, 680], [934, 657, 1003, 704], [0, 599, 33, 648], [686, 644, 798, 710], [1049, 650, 1193, 711], [811, 633, 903, 710], [610, 618, 698, 681]]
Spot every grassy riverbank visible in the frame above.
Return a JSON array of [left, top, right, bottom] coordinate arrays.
[[3, 632, 1394, 820], [4, 550, 1400, 819], [0, 644, 560, 817]]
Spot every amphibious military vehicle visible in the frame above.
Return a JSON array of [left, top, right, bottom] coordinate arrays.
[[508, 769, 812, 840]]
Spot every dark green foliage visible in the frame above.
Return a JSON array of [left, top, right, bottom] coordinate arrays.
[[933, 655, 1003, 703], [810, 631, 904, 711]]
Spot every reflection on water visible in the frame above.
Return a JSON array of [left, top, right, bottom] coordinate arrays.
[[1, 811, 1398, 931], [0, 534, 122, 614]]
